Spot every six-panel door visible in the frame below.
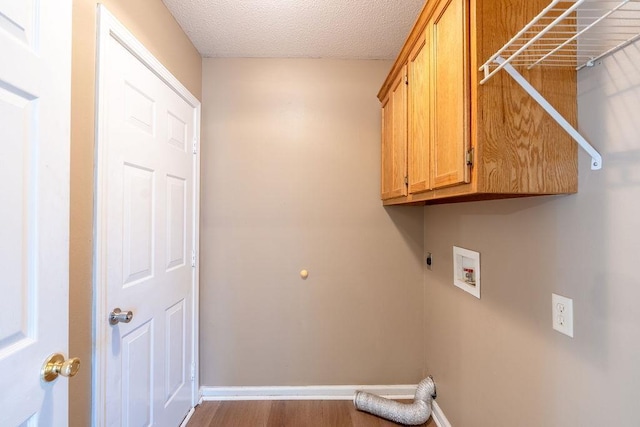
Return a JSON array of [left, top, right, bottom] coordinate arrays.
[[100, 31, 196, 427], [0, 1, 72, 425]]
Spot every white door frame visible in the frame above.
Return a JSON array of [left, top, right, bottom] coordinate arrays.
[[93, 5, 201, 425]]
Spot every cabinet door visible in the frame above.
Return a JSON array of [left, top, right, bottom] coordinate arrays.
[[431, 0, 470, 189], [408, 29, 432, 194], [381, 66, 408, 200]]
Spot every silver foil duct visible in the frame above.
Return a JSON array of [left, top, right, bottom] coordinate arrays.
[[353, 376, 437, 425]]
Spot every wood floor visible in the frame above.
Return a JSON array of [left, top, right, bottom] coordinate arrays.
[[186, 400, 437, 427]]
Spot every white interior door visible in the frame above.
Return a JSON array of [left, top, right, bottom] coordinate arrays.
[[95, 8, 200, 427], [0, 1, 72, 426]]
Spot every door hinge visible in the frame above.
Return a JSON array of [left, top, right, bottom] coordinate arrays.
[[192, 138, 198, 155], [404, 176, 409, 186], [190, 362, 196, 381], [466, 147, 474, 167], [191, 250, 196, 267], [405, 74, 408, 85]]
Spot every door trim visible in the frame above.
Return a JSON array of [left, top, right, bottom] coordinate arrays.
[[93, 5, 201, 425]]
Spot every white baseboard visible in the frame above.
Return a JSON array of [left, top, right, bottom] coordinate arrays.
[[432, 400, 452, 427], [200, 384, 417, 401]]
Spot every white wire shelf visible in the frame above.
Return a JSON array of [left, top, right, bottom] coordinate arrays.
[[477, 0, 640, 170], [480, 0, 640, 84]]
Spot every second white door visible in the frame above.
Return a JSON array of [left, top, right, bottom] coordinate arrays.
[[96, 9, 199, 427]]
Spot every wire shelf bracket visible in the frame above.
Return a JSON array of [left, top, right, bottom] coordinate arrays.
[[479, 0, 640, 170], [492, 56, 602, 170]]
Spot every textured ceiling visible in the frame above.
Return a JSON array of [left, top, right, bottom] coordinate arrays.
[[162, 0, 426, 59]]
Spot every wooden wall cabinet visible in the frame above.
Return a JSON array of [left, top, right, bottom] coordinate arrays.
[[379, 0, 578, 205], [381, 66, 408, 200], [407, 22, 431, 195]]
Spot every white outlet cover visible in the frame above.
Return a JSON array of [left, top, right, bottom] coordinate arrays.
[[552, 293, 574, 337], [453, 246, 480, 299]]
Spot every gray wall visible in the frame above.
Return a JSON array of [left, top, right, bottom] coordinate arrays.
[[423, 44, 640, 425], [199, 44, 640, 426], [200, 58, 425, 386]]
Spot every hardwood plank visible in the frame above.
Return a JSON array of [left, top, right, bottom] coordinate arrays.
[[186, 402, 221, 425], [189, 400, 438, 427], [267, 400, 352, 427], [320, 401, 352, 427], [267, 400, 315, 427], [205, 400, 272, 427]]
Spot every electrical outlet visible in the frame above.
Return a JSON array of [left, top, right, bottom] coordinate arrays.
[[552, 293, 574, 337]]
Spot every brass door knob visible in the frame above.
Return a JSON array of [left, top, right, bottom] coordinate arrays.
[[41, 353, 81, 383]]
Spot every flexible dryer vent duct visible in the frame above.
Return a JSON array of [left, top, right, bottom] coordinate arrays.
[[353, 376, 437, 426]]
